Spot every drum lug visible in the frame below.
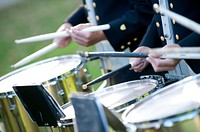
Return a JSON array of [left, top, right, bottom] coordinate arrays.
[[57, 89, 64, 96], [163, 120, 174, 127], [125, 123, 137, 132], [140, 75, 165, 89], [7, 92, 16, 111]]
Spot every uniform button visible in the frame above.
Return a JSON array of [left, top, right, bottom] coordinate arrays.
[[93, 2, 96, 8], [84, 4, 87, 10], [96, 15, 99, 21], [133, 38, 138, 41], [170, 3, 173, 9], [127, 41, 131, 45], [156, 22, 160, 27], [172, 19, 176, 24], [175, 34, 179, 40], [160, 36, 165, 41], [87, 16, 90, 21], [153, 3, 159, 13], [121, 45, 125, 50], [120, 24, 126, 31]]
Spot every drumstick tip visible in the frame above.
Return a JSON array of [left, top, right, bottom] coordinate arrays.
[[15, 40, 21, 44], [10, 64, 16, 69], [84, 52, 89, 57], [82, 84, 88, 89]]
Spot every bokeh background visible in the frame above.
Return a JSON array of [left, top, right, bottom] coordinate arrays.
[[0, 0, 101, 88]]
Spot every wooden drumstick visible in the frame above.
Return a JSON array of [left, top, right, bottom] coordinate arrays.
[[11, 42, 58, 68], [148, 47, 200, 55], [12, 24, 111, 68], [149, 47, 200, 59], [161, 53, 200, 59], [153, 4, 200, 35], [15, 24, 110, 44]]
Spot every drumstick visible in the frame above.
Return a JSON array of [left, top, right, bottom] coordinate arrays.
[[148, 47, 200, 55], [82, 64, 132, 89], [84, 51, 148, 58], [153, 4, 200, 35], [161, 53, 200, 59], [11, 42, 58, 68], [15, 24, 110, 44], [82, 53, 200, 89], [83, 50, 200, 59], [12, 24, 111, 68]]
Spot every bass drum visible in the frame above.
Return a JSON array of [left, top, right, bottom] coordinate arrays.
[[122, 74, 200, 132], [0, 54, 91, 132]]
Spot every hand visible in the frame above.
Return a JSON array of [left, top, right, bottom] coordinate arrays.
[[53, 23, 72, 48], [129, 46, 150, 72], [69, 23, 107, 47], [146, 44, 181, 72]]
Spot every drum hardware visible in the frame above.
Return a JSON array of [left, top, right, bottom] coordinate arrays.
[[0, 54, 92, 131], [7, 92, 16, 111], [122, 74, 200, 132], [140, 75, 165, 89], [12, 85, 76, 131], [10, 78, 158, 131], [0, 91, 41, 132], [61, 78, 158, 128]]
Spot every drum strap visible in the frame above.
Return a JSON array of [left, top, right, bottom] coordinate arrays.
[[158, 0, 195, 80]]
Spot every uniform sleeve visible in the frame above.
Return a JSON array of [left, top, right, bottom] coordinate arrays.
[[178, 33, 200, 47], [65, 5, 88, 26], [139, 15, 162, 48], [103, 0, 154, 51]]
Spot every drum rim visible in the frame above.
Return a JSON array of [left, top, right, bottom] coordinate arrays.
[[125, 107, 200, 130], [0, 54, 84, 93], [88, 79, 158, 112], [60, 79, 158, 120], [122, 74, 200, 128], [0, 54, 82, 80]]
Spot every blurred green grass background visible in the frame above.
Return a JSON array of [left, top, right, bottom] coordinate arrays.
[[0, 0, 101, 88]]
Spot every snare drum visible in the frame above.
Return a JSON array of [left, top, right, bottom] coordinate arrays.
[[90, 79, 158, 114], [0, 55, 90, 131], [61, 79, 158, 127], [122, 74, 200, 132]]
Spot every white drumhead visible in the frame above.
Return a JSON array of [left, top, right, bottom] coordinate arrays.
[[90, 79, 157, 110], [61, 79, 157, 120], [122, 74, 200, 123], [0, 55, 82, 93]]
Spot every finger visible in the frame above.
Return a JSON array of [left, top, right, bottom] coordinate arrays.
[[146, 57, 175, 72], [70, 30, 85, 41], [72, 23, 92, 30], [148, 53, 161, 58]]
